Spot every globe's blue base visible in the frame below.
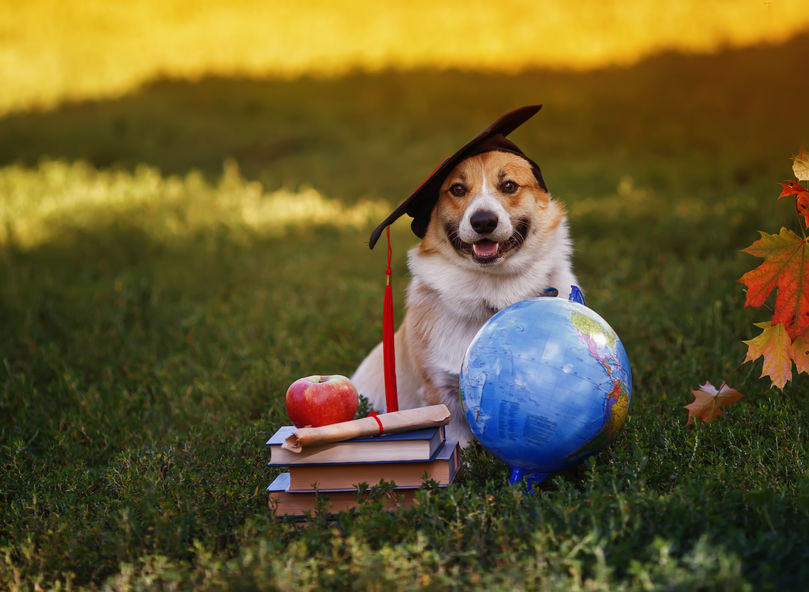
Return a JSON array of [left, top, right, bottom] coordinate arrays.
[[508, 466, 548, 493]]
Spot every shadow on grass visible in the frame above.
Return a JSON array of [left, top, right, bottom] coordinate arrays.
[[0, 218, 387, 441], [1, 32, 808, 205]]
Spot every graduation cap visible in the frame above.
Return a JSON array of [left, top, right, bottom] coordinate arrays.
[[370, 105, 547, 415], [368, 104, 547, 249]]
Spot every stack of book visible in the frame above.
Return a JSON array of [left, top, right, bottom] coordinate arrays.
[[266, 424, 460, 516]]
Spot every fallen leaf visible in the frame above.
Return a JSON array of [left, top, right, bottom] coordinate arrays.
[[743, 321, 794, 390], [792, 149, 809, 181], [739, 227, 809, 340], [684, 382, 744, 425]]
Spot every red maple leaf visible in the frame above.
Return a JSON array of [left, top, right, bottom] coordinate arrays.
[[739, 227, 809, 340], [777, 180, 808, 199], [778, 180, 809, 227], [684, 382, 744, 425]]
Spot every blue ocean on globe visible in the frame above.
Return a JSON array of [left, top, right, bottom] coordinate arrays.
[[460, 292, 632, 485]]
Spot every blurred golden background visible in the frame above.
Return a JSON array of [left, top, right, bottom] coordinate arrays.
[[3, 0, 809, 115]]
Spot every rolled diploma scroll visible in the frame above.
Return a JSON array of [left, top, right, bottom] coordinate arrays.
[[281, 404, 451, 453]]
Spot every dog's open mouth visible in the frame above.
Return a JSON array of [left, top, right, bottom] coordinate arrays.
[[472, 240, 499, 260], [446, 218, 531, 264]]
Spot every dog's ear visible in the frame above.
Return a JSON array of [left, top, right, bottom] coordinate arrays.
[[409, 203, 432, 239], [369, 105, 545, 249]]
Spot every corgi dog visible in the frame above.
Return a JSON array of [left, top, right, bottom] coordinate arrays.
[[352, 148, 578, 445]]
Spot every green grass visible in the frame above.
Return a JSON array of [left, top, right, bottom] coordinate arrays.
[[3, 36, 809, 590]]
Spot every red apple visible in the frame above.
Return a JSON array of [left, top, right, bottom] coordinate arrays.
[[285, 374, 359, 428]]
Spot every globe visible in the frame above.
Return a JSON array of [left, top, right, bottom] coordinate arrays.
[[460, 290, 631, 486]]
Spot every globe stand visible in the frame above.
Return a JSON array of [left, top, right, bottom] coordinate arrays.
[[508, 467, 548, 493]]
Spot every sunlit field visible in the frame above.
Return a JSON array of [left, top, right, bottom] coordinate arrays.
[[0, 160, 389, 250], [2, 0, 809, 114], [3, 3, 809, 590]]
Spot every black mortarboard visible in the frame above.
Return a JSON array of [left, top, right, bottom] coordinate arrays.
[[368, 104, 546, 249]]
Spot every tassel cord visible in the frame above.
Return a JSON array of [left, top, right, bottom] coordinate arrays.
[[382, 226, 399, 412]]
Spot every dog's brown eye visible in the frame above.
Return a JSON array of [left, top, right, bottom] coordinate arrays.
[[449, 183, 467, 197], [501, 181, 519, 194]]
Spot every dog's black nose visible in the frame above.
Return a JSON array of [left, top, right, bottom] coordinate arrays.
[[470, 210, 499, 235]]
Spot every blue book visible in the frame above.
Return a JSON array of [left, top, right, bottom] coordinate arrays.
[[267, 425, 445, 465]]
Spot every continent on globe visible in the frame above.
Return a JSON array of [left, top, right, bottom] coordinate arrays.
[[571, 311, 619, 377], [565, 378, 629, 464]]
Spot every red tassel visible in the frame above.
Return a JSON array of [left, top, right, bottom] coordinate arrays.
[[382, 226, 399, 412]]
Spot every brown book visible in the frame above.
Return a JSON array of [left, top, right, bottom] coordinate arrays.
[[287, 441, 461, 491], [267, 473, 422, 516]]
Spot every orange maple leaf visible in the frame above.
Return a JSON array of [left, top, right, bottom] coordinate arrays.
[[743, 321, 794, 389], [684, 382, 744, 425], [739, 227, 809, 340], [791, 334, 809, 375]]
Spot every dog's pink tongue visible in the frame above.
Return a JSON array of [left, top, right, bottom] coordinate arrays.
[[473, 240, 499, 258]]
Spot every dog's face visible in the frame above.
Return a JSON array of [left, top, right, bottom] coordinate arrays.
[[420, 151, 565, 269]]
